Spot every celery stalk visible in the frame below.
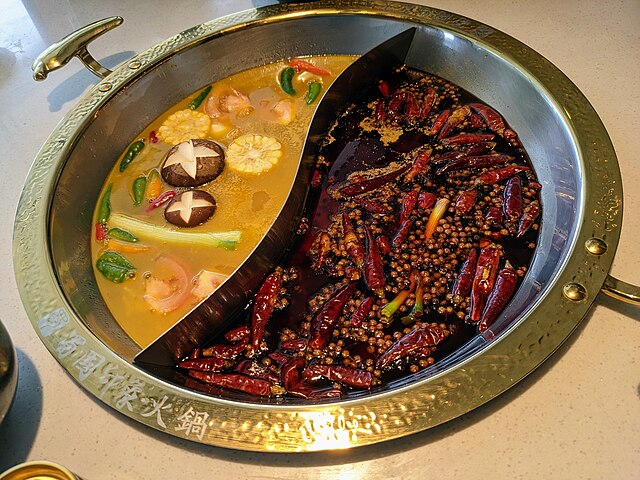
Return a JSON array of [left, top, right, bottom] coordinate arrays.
[[109, 213, 241, 250]]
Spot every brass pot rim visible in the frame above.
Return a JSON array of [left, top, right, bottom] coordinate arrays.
[[13, 0, 623, 451]]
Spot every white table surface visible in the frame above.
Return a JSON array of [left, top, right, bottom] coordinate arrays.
[[0, 1, 638, 478]]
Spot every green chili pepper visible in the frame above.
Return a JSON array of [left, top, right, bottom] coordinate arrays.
[[306, 81, 322, 104], [119, 140, 145, 172], [188, 85, 212, 110], [97, 184, 112, 224], [132, 176, 147, 206], [279, 67, 296, 96], [96, 251, 135, 283], [108, 228, 139, 243]]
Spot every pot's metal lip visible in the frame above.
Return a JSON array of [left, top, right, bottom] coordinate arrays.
[[12, 0, 622, 451]]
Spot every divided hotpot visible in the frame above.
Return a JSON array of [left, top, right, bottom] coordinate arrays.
[[14, 1, 639, 451]]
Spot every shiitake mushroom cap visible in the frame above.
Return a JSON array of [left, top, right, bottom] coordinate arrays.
[[164, 190, 217, 227], [162, 139, 225, 187]]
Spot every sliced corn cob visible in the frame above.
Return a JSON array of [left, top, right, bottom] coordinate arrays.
[[157, 109, 211, 145], [226, 134, 282, 174]]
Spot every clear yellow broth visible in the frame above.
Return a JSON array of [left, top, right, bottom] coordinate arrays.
[[91, 56, 356, 347]]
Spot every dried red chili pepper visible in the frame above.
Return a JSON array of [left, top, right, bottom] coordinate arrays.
[[485, 206, 504, 224], [281, 356, 306, 390], [470, 244, 502, 322], [400, 189, 419, 223], [303, 364, 373, 389], [468, 103, 509, 137], [503, 175, 523, 224], [428, 108, 451, 135], [392, 219, 413, 249], [224, 325, 250, 343], [376, 235, 392, 255], [405, 91, 422, 121], [455, 189, 477, 215], [178, 356, 226, 372], [145, 190, 176, 213], [250, 270, 283, 351], [405, 149, 431, 182], [432, 142, 496, 166], [376, 323, 447, 369], [378, 80, 391, 97], [310, 231, 331, 270], [288, 382, 342, 399], [474, 165, 529, 186], [308, 283, 355, 350], [478, 262, 519, 332], [290, 58, 331, 76], [452, 248, 477, 298], [350, 296, 374, 329], [338, 165, 409, 197], [436, 154, 513, 175], [420, 87, 437, 118], [418, 191, 437, 210], [95, 223, 106, 242], [387, 90, 406, 123], [438, 105, 471, 139], [468, 113, 484, 129], [189, 371, 273, 396], [355, 197, 387, 214], [375, 100, 386, 125], [363, 225, 386, 297], [268, 351, 290, 366], [234, 359, 279, 383], [342, 212, 364, 268], [281, 338, 308, 352], [440, 132, 495, 146], [149, 130, 159, 144], [311, 169, 323, 188], [201, 336, 248, 359], [516, 201, 541, 237]]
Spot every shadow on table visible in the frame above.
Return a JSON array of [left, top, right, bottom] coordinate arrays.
[[45, 51, 135, 113], [0, 350, 43, 470], [97, 297, 598, 467]]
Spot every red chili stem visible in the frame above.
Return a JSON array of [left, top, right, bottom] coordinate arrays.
[[363, 225, 386, 297], [478, 264, 519, 332], [188, 371, 272, 396], [308, 283, 355, 350], [376, 323, 447, 369], [250, 270, 283, 351], [338, 165, 409, 197], [145, 189, 176, 212]]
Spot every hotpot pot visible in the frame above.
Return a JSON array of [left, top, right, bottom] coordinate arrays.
[[13, 0, 639, 451]]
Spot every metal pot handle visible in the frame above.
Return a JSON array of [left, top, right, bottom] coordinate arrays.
[[601, 275, 640, 306], [31, 16, 123, 81]]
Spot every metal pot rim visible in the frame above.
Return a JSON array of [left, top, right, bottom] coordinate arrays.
[[12, 0, 630, 451]]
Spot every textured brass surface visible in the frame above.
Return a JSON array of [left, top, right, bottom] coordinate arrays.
[[602, 275, 640, 305], [14, 0, 631, 451]]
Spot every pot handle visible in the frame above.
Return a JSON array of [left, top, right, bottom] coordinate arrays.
[[32, 16, 123, 81], [601, 275, 640, 306]]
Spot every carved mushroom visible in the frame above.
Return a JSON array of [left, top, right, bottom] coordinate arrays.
[[164, 190, 217, 227], [161, 139, 225, 187]]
